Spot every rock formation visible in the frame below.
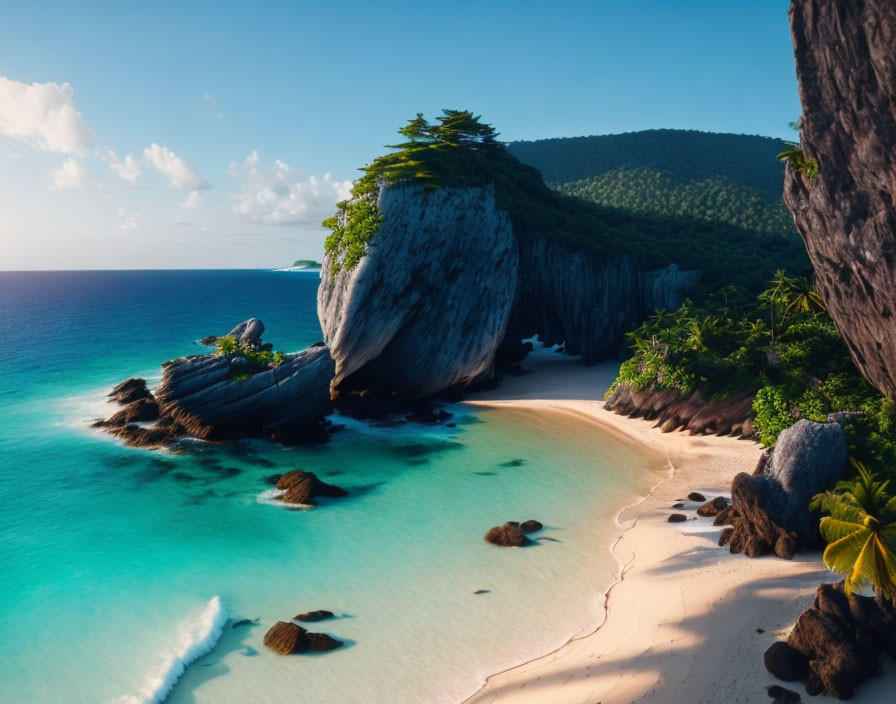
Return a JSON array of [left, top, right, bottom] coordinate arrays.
[[318, 183, 699, 402], [294, 610, 334, 622], [484, 522, 529, 547], [784, 0, 896, 396], [719, 420, 847, 558], [263, 619, 344, 655], [604, 383, 755, 437], [765, 583, 896, 698], [96, 322, 336, 448], [274, 470, 348, 505]]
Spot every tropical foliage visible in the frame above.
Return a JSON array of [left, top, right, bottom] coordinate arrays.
[[777, 144, 819, 178], [213, 335, 287, 381], [322, 112, 807, 290], [610, 272, 896, 472], [811, 459, 896, 600]]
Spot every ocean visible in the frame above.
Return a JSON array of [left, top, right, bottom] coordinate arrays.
[[0, 270, 664, 704]]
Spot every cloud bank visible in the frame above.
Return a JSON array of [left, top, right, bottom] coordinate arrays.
[[50, 158, 102, 190], [143, 143, 209, 190], [228, 151, 351, 225]]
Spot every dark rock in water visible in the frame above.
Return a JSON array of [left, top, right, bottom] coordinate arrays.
[[672, 502, 685, 509], [668, 514, 688, 523], [473, 589, 490, 595], [105, 422, 184, 450], [484, 522, 529, 547], [687, 492, 706, 502], [696, 496, 729, 517], [109, 378, 153, 405], [263, 621, 308, 654], [784, 0, 896, 397], [199, 335, 218, 346], [405, 405, 452, 425], [231, 618, 257, 629], [519, 520, 543, 533], [764, 641, 808, 682], [766, 685, 801, 704], [604, 384, 755, 439], [294, 610, 334, 622], [499, 459, 526, 467], [775, 583, 896, 699], [306, 632, 343, 651], [720, 420, 846, 558], [276, 470, 348, 505], [102, 397, 159, 426]]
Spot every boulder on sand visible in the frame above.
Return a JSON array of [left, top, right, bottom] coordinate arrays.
[[696, 496, 729, 517], [263, 621, 309, 654]]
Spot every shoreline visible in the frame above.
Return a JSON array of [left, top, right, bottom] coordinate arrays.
[[460, 348, 843, 704]]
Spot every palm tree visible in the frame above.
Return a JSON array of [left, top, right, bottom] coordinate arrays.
[[810, 459, 896, 601]]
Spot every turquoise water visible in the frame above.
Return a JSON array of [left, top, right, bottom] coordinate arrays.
[[0, 270, 664, 704]]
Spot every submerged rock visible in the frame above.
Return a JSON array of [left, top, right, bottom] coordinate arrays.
[[306, 633, 343, 651], [263, 621, 309, 655], [484, 522, 529, 547], [294, 610, 334, 622], [519, 519, 543, 533]]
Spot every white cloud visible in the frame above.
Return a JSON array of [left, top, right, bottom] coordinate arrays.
[[182, 190, 201, 208], [143, 143, 209, 190], [50, 158, 103, 190], [0, 77, 92, 154], [105, 148, 141, 183], [117, 207, 139, 231], [203, 93, 216, 104], [227, 151, 352, 225]]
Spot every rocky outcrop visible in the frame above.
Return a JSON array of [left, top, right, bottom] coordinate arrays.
[[263, 619, 344, 655], [156, 342, 334, 439], [604, 383, 755, 437], [318, 184, 518, 399], [765, 583, 896, 698], [519, 519, 543, 533], [719, 420, 847, 558], [274, 470, 348, 505], [784, 0, 896, 396], [96, 322, 336, 448]]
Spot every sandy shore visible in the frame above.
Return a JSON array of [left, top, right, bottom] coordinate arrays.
[[462, 347, 893, 704]]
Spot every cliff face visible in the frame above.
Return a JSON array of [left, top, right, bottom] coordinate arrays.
[[785, 0, 896, 395], [318, 184, 518, 398], [318, 183, 699, 399]]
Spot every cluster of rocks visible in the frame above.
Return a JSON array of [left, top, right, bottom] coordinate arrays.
[[764, 583, 896, 699], [263, 610, 343, 655], [604, 383, 755, 438], [93, 378, 186, 450], [667, 492, 731, 523], [719, 420, 847, 560], [484, 519, 543, 547], [271, 470, 348, 506]]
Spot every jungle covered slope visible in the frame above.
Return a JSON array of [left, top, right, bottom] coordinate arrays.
[[508, 129, 807, 290], [325, 117, 807, 292]]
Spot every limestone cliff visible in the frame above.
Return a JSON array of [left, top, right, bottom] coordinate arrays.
[[318, 184, 518, 399], [785, 0, 896, 395], [318, 182, 699, 399]]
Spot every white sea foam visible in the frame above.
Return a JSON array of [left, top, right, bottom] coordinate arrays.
[[115, 596, 227, 704]]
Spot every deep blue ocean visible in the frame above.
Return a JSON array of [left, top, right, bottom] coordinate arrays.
[[0, 270, 662, 704]]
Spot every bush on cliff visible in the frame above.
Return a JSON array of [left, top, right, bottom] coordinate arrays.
[[214, 335, 287, 380], [609, 272, 896, 474]]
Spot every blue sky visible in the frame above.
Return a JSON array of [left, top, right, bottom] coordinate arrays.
[[0, 0, 799, 269]]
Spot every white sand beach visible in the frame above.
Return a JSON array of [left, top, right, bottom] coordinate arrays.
[[464, 347, 893, 704]]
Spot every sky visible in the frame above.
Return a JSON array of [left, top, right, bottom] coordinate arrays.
[[0, 0, 801, 270]]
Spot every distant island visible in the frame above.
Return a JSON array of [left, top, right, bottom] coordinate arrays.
[[290, 259, 321, 269]]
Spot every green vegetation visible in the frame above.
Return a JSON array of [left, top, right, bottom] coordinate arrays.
[[323, 199, 384, 277], [610, 272, 896, 473], [777, 144, 819, 178], [213, 335, 288, 381], [558, 168, 795, 238], [811, 459, 896, 601], [291, 259, 321, 268], [322, 112, 808, 289]]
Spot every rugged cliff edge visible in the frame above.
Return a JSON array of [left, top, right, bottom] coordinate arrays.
[[785, 0, 896, 396]]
